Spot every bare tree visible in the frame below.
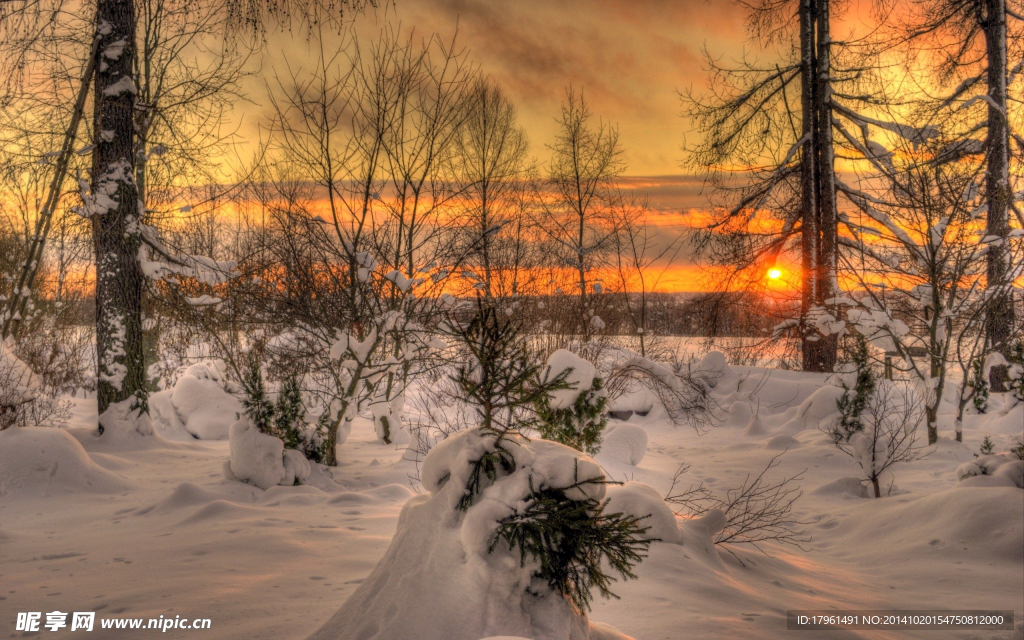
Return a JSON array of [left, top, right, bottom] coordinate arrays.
[[450, 77, 534, 299], [895, 0, 1024, 390], [826, 380, 923, 498], [684, 0, 897, 373], [536, 88, 625, 346], [613, 200, 684, 359]]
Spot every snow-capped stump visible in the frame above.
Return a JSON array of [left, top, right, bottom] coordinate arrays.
[[227, 419, 309, 490], [956, 453, 1024, 489], [0, 427, 133, 497], [604, 482, 679, 543], [308, 427, 647, 640], [598, 424, 648, 466], [150, 361, 243, 440]]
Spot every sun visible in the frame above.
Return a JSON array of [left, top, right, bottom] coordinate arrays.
[[767, 268, 782, 280]]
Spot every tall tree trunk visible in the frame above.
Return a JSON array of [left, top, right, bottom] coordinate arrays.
[[93, 0, 148, 427], [983, 0, 1013, 391], [799, 0, 823, 371], [812, 0, 838, 373]]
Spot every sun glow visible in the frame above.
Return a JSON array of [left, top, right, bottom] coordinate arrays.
[[767, 268, 782, 280]]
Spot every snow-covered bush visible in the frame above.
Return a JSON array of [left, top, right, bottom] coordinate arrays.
[[240, 361, 329, 463], [535, 349, 609, 454], [226, 418, 310, 489], [826, 381, 922, 498], [956, 452, 1024, 489], [148, 360, 242, 440], [309, 427, 648, 640], [0, 338, 70, 429], [0, 338, 40, 429], [604, 351, 720, 431], [310, 299, 651, 640], [834, 332, 876, 435]]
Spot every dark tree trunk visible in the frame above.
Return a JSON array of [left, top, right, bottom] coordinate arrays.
[[799, 0, 839, 373], [799, 0, 820, 372], [983, 0, 1013, 391], [92, 0, 148, 425], [812, 0, 838, 374]]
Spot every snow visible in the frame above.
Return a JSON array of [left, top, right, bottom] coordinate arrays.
[[541, 349, 597, 410], [604, 481, 680, 543], [0, 338, 40, 411], [310, 427, 623, 640], [149, 361, 243, 440], [2, 353, 1021, 640], [227, 418, 310, 490], [0, 426, 132, 497], [598, 424, 648, 466]]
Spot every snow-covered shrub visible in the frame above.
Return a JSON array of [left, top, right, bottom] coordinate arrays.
[[956, 452, 1024, 489], [309, 300, 650, 639], [149, 360, 242, 440], [240, 361, 329, 464], [835, 333, 876, 435], [309, 427, 648, 640], [604, 352, 719, 431], [826, 381, 922, 498], [226, 418, 310, 489], [535, 349, 609, 454], [0, 338, 70, 429], [968, 355, 990, 413]]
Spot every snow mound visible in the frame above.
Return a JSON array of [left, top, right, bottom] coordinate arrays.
[[0, 427, 133, 497], [150, 361, 243, 440], [781, 385, 845, 431], [542, 349, 597, 410], [598, 424, 648, 466], [227, 419, 310, 490], [765, 434, 801, 450], [743, 413, 769, 437], [813, 476, 868, 499], [0, 339, 40, 416], [605, 482, 679, 543], [956, 453, 1024, 489], [693, 351, 731, 385], [309, 428, 629, 640], [830, 486, 1023, 565]]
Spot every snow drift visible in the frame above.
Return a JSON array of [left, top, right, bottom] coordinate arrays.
[[0, 427, 133, 497]]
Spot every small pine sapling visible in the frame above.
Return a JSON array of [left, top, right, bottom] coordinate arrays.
[[835, 333, 876, 434], [241, 358, 274, 433], [978, 435, 996, 456], [447, 297, 653, 611], [534, 375, 609, 455], [968, 356, 990, 413], [492, 466, 651, 613], [241, 360, 328, 464]]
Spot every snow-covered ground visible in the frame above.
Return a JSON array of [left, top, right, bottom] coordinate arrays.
[[2, 361, 1022, 640]]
